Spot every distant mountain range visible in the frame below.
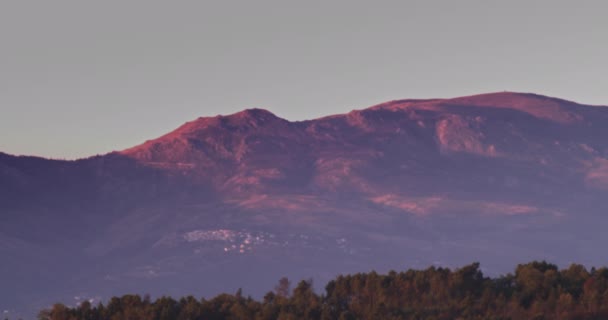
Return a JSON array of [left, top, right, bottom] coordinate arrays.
[[2, 92, 608, 316]]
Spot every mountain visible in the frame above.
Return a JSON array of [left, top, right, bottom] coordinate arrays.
[[2, 92, 608, 316]]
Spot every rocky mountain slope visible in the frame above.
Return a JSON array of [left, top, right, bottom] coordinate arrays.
[[1, 92, 607, 316]]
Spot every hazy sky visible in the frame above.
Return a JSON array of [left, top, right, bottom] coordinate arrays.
[[1, 0, 606, 159]]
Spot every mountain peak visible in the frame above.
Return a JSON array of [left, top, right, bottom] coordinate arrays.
[[445, 91, 575, 105], [159, 108, 284, 136], [119, 107, 290, 162], [231, 108, 277, 119], [366, 92, 587, 124], [442, 91, 584, 123], [186, 108, 283, 128], [221, 108, 284, 126]]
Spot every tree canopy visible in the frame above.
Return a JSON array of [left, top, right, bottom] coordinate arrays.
[[36, 261, 608, 320]]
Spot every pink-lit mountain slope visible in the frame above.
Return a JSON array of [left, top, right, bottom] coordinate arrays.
[[119, 91, 608, 217], [1, 92, 608, 316]]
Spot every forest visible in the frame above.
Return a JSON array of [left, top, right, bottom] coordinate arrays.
[[36, 261, 608, 320]]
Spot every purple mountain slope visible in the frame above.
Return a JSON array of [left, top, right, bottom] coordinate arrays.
[[2, 92, 608, 315]]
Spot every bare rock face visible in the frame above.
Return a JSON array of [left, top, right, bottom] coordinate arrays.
[[2, 92, 608, 316]]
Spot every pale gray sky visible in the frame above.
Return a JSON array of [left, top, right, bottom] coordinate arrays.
[[1, 0, 606, 159]]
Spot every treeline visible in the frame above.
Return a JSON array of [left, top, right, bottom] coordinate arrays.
[[39, 261, 608, 320]]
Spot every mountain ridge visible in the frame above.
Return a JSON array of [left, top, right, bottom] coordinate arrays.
[[2, 91, 608, 315], [1, 91, 605, 161]]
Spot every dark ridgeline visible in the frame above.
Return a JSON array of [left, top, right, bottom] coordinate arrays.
[[39, 261, 608, 320], [2, 92, 608, 316]]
